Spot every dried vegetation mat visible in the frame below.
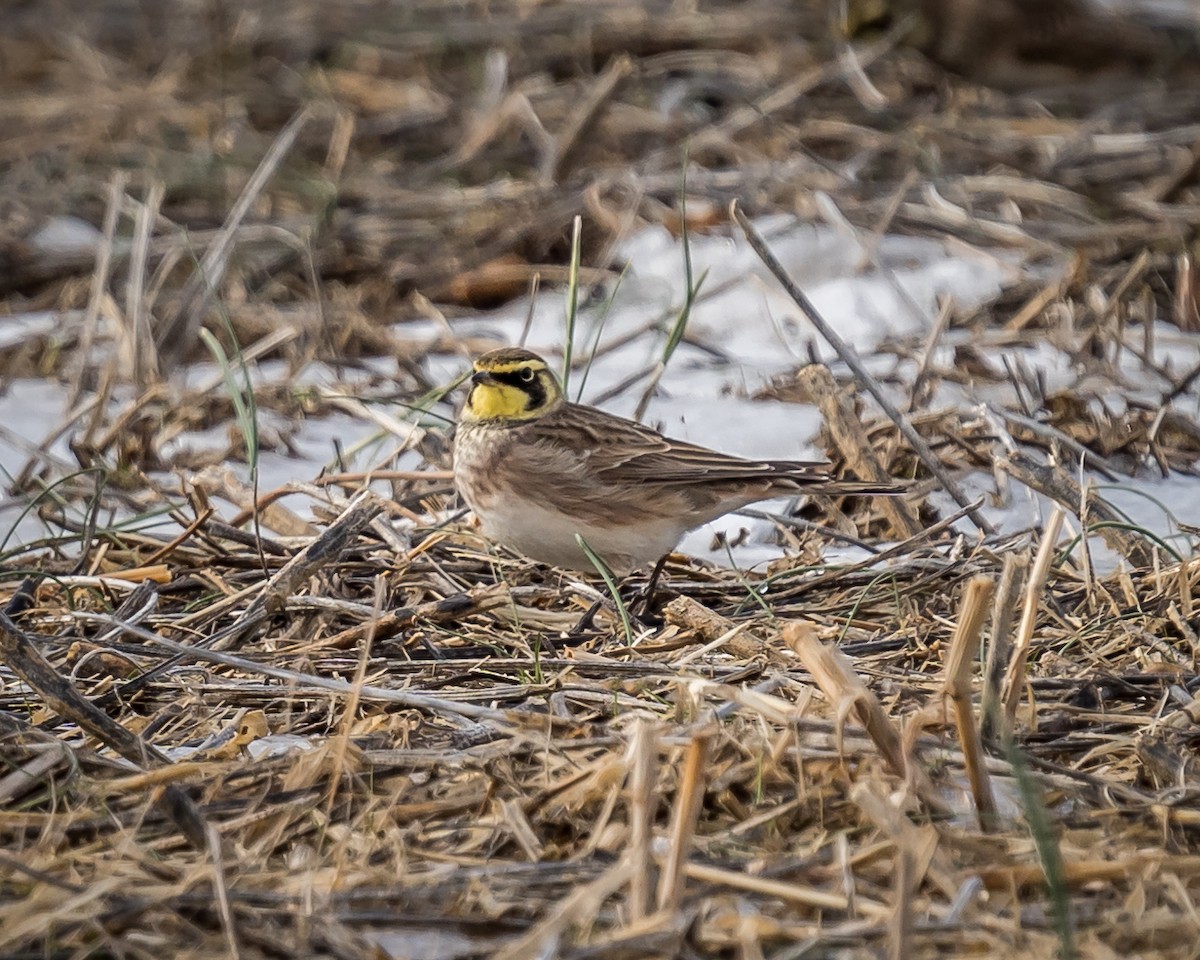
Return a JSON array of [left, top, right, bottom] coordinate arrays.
[[2, 482, 1200, 959], [2, 0, 1200, 958]]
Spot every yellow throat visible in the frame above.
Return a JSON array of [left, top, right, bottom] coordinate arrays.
[[461, 349, 562, 423]]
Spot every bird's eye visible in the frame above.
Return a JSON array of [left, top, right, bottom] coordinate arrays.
[[520, 367, 535, 382]]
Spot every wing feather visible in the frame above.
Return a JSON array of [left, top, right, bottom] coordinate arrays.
[[543, 403, 832, 485]]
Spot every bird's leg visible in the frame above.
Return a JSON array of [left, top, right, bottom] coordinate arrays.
[[625, 553, 671, 620], [571, 592, 656, 639], [569, 597, 605, 636], [574, 557, 674, 639], [644, 553, 670, 608]]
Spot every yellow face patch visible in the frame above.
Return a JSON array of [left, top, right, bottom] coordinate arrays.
[[462, 356, 561, 422], [466, 380, 539, 420]]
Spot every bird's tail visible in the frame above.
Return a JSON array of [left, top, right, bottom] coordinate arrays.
[[797, 478, 910, 496]]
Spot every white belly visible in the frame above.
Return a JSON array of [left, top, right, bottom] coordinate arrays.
[[476, 496, 686, 574]]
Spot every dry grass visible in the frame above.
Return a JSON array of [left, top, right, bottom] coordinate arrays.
[[2, 1, 1200, 958], [3, 489, 1200, 958]]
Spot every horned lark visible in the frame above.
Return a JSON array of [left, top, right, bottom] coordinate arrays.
[[453, 347, 903, 573]]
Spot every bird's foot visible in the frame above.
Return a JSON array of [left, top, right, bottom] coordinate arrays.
[[622, 553, 673, 623]]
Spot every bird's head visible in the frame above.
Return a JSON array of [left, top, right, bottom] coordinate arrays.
[[461, 347, 564, 423]]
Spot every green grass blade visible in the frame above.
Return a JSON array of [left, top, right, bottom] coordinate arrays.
[[1005, 737, 1078, 960], [633, 167, 708, 421], [576, 534, 633, 644], [200, 323, 266, 574], [561, 215, 583, 397], [574, 262, 630, 402]]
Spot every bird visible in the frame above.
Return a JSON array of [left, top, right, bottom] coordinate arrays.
[[452, 347, 904, 574], [843, 0, 1198, 90]]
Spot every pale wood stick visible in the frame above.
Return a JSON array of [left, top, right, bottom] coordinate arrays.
[[981, 552, 1029, 746], [684, 861, 891, 918], [627, 719, 658, 921], [656, 728, 714, 912], [1001, 508, 1066, 736], [795, 363, 922, 538], [942, 575, 998, 831], [662, 594, 775, 661], [888, 847, 913, 960]]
